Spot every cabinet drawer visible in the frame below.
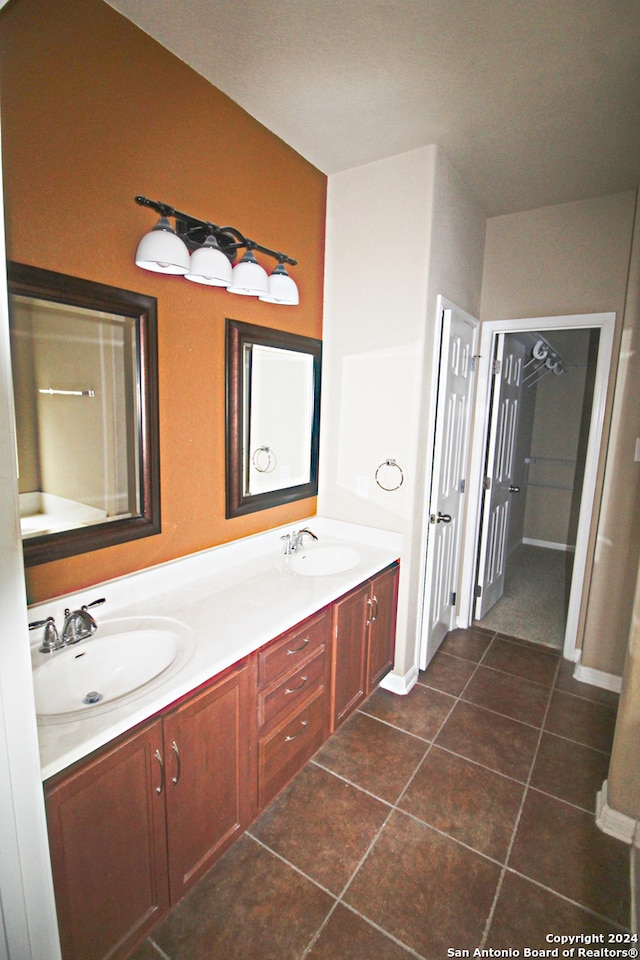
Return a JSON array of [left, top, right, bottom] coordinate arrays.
[[258, 610, 329, 689], [258, 686, 325, 809], [258, 648, 326, 730]]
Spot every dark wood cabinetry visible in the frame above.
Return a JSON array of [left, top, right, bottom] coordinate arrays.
[[45, 721, 169, 960], [45, 658, 254, 960], [256, 609, 330, 810], [163, 659, 254, 901], [45, 564, 398, 960], [331, 563, 399, 730], [366, 564, 399, 689]]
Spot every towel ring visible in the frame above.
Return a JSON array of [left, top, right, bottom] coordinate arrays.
[[375, 459, 404, 492], [251, 445, 276, 474]]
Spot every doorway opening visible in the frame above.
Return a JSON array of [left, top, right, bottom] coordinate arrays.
[[458, 312, 615, 663], [473, 327, 600, 650]]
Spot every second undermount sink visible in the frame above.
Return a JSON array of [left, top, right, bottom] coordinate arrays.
[[33, 617, 195, 721], [289, 543, 361, 577]]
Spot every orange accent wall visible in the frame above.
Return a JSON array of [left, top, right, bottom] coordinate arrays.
[[0, 0, 326, 604]]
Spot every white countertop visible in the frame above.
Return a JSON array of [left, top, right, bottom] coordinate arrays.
[[29, 518, 401, 781]]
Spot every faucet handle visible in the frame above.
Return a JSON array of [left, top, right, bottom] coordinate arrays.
[[84, 597, 106, 611], [281, 533, 293, 555], [29, 616, 61, 653]]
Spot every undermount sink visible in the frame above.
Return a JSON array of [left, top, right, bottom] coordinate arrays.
[[33, 617, 195, 721], [289, 543, 361, 577]]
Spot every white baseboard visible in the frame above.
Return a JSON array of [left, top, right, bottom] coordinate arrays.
[[596, 780, 636, 844], [522, 537, 574, 552], [573, 659, 622, 693], [380, 664, 419, 696]]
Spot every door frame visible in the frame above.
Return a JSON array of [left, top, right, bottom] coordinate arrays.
[[457, 312, 616, 661]]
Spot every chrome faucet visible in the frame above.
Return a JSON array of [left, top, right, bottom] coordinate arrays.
[[30, 597, 106, 653], [280, 528, 318, 555]]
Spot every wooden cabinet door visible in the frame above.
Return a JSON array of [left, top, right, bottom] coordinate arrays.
[[163, 659, 254, 903], [367, 564, 399, 689], [45, 720, 169, 960], [331, 582, 369, 730]]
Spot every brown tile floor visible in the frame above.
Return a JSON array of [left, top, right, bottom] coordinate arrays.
[[131, 628, 629, 960]]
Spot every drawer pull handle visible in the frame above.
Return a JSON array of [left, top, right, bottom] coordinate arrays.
[[171, 740, 181, 785], [154, 749, 164, 795], [286, 637, 310, 655], [285, 675, 308, 695], [285, 720, 308, 742]]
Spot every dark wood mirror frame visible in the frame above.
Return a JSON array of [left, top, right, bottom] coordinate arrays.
[[8, 261, 161, 566], [225, 318, 322, 518]]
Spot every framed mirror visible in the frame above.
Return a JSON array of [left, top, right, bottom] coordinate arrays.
[[8, 262, 161, 566], [226, 319, 321, 517]]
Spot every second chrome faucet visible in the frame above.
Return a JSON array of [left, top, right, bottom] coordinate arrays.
[[280, 527, 318, 555]]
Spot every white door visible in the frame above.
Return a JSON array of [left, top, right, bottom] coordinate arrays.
[[421, 301, 478, 668], [474, 335, 524, 620]]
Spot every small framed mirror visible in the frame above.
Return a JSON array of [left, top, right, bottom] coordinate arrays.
[[226, 319, 321, 517], [8, 262, 161, 566]]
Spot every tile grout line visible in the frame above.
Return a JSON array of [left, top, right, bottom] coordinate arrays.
[[477, 653, 563, 949], [298, 734, 436, 960], [502, 865, 631, 932], [144, 938, 172, 960], [300, 641, 495, 959]]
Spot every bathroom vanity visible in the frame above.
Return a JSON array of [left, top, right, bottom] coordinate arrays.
[[30, 519, 400, 960]]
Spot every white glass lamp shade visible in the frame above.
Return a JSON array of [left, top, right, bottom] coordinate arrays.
[[227, 249, 269, 296], [135, 216, 190, 275], [259, 262, 299, 305], [185, 235, 233, 286]]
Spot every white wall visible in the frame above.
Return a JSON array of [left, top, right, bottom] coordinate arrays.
[[320, 145, 486, 683]]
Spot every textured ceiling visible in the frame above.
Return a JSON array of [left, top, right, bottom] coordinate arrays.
[[106, 0, 640, 215]]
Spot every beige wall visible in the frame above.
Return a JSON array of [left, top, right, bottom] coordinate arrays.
[[607, 555, 640, 820], [582, 189, 640, 675], [480, 193, 634, 322], [480, 191, 637, 673]]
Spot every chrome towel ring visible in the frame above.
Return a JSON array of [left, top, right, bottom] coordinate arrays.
[[251, 445, 276, 473], [375, 459, 404, 491]]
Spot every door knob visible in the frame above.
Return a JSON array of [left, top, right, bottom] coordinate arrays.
[[509, 485, 520, 493], [431, 512, 452, 524]]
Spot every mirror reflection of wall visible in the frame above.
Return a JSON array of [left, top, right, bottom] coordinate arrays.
[[245, 344, 314, 495], [225, 318, 321, 518], [10, 295, 139, 538]]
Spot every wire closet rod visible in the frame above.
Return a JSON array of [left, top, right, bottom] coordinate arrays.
[[38, 387, 95, 397]]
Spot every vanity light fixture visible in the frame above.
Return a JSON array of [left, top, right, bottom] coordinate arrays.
[[134, 196, 299, 305]]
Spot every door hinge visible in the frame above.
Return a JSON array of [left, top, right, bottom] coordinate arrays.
[[450, 592, 457, 606], [460, 479, 466, 493], [470, 356, 477, 373], [483, 476, 491, 490], [492, 359, 502, 376], [475, 584, 482, 598]]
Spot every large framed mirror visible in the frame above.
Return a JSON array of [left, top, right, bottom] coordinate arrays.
[[226, 319, 321, 517], [8, 262, 161, 566]]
